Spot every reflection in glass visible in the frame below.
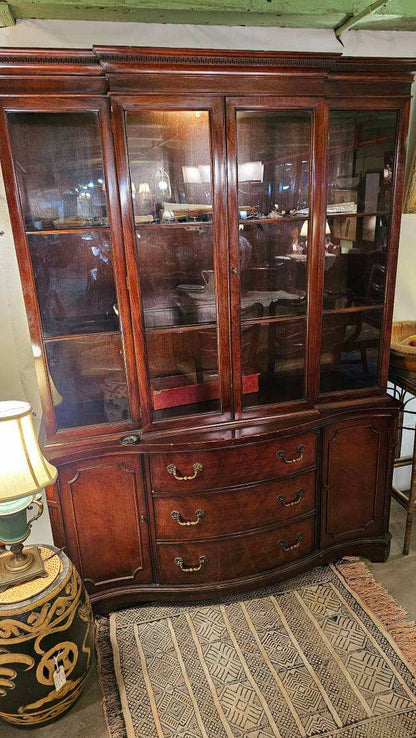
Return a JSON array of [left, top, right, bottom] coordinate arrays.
[[238, 221, 308, 318], [28, 231, 118, 337], [322, 215, 388, 309], [45, 335, 130, 429], [327, 110, 397, 216], [236, 110, 311, 218], [146, 327, 220, 420], [7, 112, 108, 230], [320, 310, 382, 393], [241, 318, 306, 409], [125, 110, 213, 224], [135, 224, 217, 329]]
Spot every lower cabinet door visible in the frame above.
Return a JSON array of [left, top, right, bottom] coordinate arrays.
[[58, 454, 152, 593], [321, 415, 392, 547]]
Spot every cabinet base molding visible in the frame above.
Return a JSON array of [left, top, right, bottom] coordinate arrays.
[[88, 534, 391, 614]]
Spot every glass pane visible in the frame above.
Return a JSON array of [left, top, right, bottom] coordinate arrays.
[[323, 215, 389, 309], [146, 327, 220, 420], [327, 110, 398, 216], [28, 231, 119, 337], [241, 318, 306, 409], [136, 223, 217, 329], [239, 221, 308, 318], [320, 310, 382, 394], [236, 110, 311, 218], [125, 110, 212, 224], [7, 112, 108, 231], [45, 335, 130, 429]]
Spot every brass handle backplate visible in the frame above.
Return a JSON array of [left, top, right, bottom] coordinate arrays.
[[277, 444, 305, 464], [167, 462, 203, 481], [277, 489, 304, 507], [174, 555, 208, 572], [278, 533, 303, 551], [171, 509, 206, 527]]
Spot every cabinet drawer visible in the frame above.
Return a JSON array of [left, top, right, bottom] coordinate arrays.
[[154, 471, 316, 540], [157, 516, 315, 584], [150, 431, 317, 493]]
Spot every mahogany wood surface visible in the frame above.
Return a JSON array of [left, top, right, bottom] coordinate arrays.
[[0, 47, 413, 610], [157, 515, 316, 585], [149, 431, 317, 493], [153, 470, 316, 540]]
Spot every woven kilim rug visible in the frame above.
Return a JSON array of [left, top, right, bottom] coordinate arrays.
[[96, 561, 416, 738]]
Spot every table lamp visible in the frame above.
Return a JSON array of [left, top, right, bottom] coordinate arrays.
[[0, 400, 57, 588]]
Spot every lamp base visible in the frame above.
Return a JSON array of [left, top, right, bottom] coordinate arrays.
[[0, 545, 47, 589]]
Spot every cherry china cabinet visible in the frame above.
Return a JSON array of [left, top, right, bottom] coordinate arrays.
[[0, 48, 414, 610]]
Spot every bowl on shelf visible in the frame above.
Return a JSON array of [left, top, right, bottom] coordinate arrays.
[[390, 321, 416, 373]]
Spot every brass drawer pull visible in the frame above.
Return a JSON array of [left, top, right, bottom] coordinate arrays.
[[277, 488, 304, 507], [277, 444, 306, 464], [167, 462, 203, 481], [278, 533, 303, 551], [174, 555, 208, 572], [171, 509, 206, 526]]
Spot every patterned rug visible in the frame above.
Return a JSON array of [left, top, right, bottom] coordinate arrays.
[[96, 561, 416, 737]]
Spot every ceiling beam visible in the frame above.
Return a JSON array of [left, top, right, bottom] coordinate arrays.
[[335, 0, 391, 37]]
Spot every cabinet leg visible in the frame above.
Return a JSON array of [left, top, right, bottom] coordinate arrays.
[[403, 432, 416, 556], [403, 513, 413, 556]]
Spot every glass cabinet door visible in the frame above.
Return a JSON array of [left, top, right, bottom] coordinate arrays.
[[227, 101, 314, 415], [115, 98, 230, 427], [319, 108, 399, 395], [4, 103, 137, 434]]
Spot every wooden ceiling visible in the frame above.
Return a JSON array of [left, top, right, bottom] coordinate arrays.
[[0, 0, 415, 32]]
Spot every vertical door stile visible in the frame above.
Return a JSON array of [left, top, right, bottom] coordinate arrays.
[[210, 96, 233, 420], [307, 99, 329, 406], [99, 99, 141, 428], [110, 98, 153, 430], [225, 98, 243, 418]]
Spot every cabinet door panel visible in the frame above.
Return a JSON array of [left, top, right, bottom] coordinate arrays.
[[321, 416, 390, 546], [1, 98, 139, 439], [58, 454, 152, 591], [112, 96, 231, 430], [226, 97, 319, 419]]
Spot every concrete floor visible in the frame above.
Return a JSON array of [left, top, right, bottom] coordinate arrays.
[[2, 498, 416, 738]]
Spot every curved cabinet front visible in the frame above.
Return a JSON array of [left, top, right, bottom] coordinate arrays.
[[48, 408, 395, 609], [58, 454, 152, 594], [157, 516, 316, 585]]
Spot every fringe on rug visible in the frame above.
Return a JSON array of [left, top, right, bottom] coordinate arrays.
[[336, 558, 416, 678], [95, 615, 127, 738]]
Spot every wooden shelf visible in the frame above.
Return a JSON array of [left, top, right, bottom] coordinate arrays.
[[26, 225, 109, 236], [135, 220, 212, 230], [326, 211, 389, 219], [239, 216, 310, 226], [145, 322, 217, 337], [43, 330, 120, 343]]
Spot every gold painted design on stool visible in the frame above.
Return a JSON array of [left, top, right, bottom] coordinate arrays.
[[0, 673, 88, 725], [36, 642, 78, 686], [0, 567, 83, 647], [0, 649, 34, 695]]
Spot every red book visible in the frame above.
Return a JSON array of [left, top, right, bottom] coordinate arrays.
[[151, 371, 259, 410]]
